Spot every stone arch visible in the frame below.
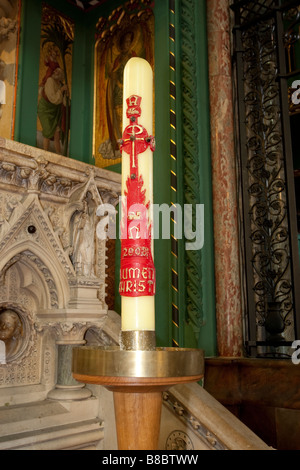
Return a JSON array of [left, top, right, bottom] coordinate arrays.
[[0, 240, 70, 310]]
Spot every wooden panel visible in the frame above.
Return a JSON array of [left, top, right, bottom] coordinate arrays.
[[204, 358, 300, 449]]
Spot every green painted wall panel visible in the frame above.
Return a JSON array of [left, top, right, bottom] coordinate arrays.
[[172, 0, 216, 355], [153, 0, 173, 347], [14, 0, 41, 146], [190, 0, 216, 356]]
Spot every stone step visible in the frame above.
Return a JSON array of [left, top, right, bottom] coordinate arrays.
[[0, 398, 103, 450]]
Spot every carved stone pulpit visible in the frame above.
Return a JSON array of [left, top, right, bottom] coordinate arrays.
[[0, 138, 121, 449]]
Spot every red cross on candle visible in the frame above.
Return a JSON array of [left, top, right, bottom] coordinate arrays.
[[120, 95, 155, 177]]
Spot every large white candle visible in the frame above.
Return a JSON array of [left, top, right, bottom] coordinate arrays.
[[119, 57, 155, 335]]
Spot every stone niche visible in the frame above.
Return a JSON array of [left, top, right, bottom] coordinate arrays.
[[0, 138, 121, 450]]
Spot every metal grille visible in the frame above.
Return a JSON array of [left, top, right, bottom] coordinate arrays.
[[232, 0, 300, 357], [233, 0, 277, 25]]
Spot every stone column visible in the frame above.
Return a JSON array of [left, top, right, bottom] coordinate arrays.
[[207, 0, 243, 356], [47, 322, 93, 401]]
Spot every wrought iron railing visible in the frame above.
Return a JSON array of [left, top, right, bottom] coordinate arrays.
[[231, 0, 300, 357]]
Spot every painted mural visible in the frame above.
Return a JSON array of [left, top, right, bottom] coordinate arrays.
[[36, 3, 74, 156], [93, 0, 154, 169], [0, 0, 20, 139]]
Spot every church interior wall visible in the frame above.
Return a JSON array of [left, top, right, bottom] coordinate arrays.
[[0, 0, 231, 450]]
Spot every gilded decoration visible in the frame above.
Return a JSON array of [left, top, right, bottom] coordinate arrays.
[[93, 0, 154, 169], [36, 4, 74, 157]]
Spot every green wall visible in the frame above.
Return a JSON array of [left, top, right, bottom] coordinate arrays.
[[153, 0, 173, 347], [15, 0, 216, 355]]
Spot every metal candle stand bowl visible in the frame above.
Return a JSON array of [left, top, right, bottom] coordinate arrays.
[[72, 344, 204, 450]]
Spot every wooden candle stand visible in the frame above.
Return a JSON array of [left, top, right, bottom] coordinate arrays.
[[72, 346, 204, 450]]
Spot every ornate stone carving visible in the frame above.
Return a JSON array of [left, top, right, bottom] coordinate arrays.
[[162, 390, 227, 450], [0, 300, 40, 387], [36, 321, 92, 343], [0, 309, 23, 360], [84, 325, 118, 347], [180, 0, 204, 338], [70, 191, 97, 278], [0, 159, 80, 196], [0, 138, 121, 393], [0, 303, 36, 364]]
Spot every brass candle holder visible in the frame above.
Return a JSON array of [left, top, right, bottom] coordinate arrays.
[[72, 333, 204, 450]]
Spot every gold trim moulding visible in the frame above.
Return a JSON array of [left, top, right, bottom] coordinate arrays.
[[72, 346, 204, 379]]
